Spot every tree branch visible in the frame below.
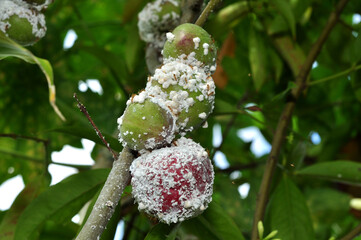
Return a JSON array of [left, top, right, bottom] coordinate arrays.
[[251, 0, 350, 239], [340, 223, 361, 240], [76, 147, 134, 240]]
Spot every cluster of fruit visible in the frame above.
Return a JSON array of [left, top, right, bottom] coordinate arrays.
[[0, 0, 51, 46], [117, 20, 218, 224]]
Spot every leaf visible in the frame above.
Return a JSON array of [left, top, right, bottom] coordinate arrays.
[[52, 124, 122, 152], [271, 0, 296, 38], [0, 31, 65, 121], [0, 178, 49, 240], [182, 201, 245, 240], [296, 160, 361, 185], [249, 29, 268, 91], [14, 169, 109, 240], [145, 223, 179, 240], [267, 177, 315, 240]]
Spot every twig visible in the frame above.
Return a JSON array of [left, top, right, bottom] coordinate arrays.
[[74, 93, 119, 160], [251, 0, 350, 239], [195, 0, 222, 26], [180, 0, 204, 24], [309, 64, 361, 86], [340, 223, 361, 240], [76, 147, 134, 240], [0, 133, 48, 144], [211, 93, 248, 159]]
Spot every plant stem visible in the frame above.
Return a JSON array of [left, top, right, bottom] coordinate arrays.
[[309, 64, 361, 86], [74, 93, 119, 160], [251, 0, 350, 239], [340, 223, 361, 240], [76, 147, 134, 240], [195, 0, 222, 26]]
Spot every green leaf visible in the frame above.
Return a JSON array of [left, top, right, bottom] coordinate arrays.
[[182, 201, 245, 240], [0, 31, 65, 121], [268, 177, 315, 240], [249, 29, 268, 91], [145, 223, 179, 240], [271, 0, 296, 38], [14, 169, 109, 240], [296, 160, 361, 185], [0, 178, 49, 240], [52, 124, 122, 152]]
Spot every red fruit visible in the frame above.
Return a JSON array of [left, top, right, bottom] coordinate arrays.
[[130, 137, 214, 224]]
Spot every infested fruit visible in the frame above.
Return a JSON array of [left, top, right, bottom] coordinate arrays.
[[130, 137, 214, 224], [23, 0, 48, 6], [163, 23, 217, 70], [146, 60, 215, 132], [138, 0, 181, 49], [0, 0, 46, 46], [118, 96, 175, 151]]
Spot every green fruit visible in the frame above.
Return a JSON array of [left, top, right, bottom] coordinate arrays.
[[146, 61, 215, 132], [163, 23, 217, 68], [0, 1, 46, 46], [138, 0, 181, 48], [118, 98, 175, 151], [150, 81, 213, 132]]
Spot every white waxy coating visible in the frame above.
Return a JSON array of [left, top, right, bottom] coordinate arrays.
[[130, 137, 214, 224], [0, 0, 46, 39], [193, 37, 200, 49], [138, 0, 180, 49]]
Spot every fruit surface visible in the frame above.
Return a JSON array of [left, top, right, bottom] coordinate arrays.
[[118, 97, 175, 151], [163, 23, 217, 68], [130, 137, 214, 224]]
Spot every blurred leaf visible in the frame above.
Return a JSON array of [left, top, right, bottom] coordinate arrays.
[[249, 29, 268, 91], [0, 177, 49, 240], [0, 31, 65, 121], [182, 201, 245, 240], [14, 169, 109, 240], [271, 0, 296, 37], [145, 223, 179, 240], [296, 160, 361, 185], [268, 177, 315, 240]]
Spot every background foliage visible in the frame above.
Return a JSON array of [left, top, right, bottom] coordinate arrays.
[[1, 0, 361, 239]]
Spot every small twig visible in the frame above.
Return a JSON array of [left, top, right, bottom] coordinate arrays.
[[211, 93, 248, 159], [74, 93, 119, 160], [195, 0, 222, 26], [251, 0, 350, 239], [76, 147, 134, 240], [308, 64, 361, 86], [340, 223, 361, 240], [0, 133, 48, 144]]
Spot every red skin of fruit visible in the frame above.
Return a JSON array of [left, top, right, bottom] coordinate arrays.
[[130, 138, 214, 224]]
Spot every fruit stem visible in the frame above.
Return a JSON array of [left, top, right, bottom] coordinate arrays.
[[195, 0, 222, 26], [76, 147, 134, 240], [251, 0, 350, 239]]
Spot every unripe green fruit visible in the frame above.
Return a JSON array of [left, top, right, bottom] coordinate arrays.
[[146, 60, 215, 133], [118, 97, 175, 151], [6, 14, 40, 46], [0, 0, 46, 46], [151, 81, 213, 132], [138, 0, 181, 48], [163, 23, 217, 68]]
